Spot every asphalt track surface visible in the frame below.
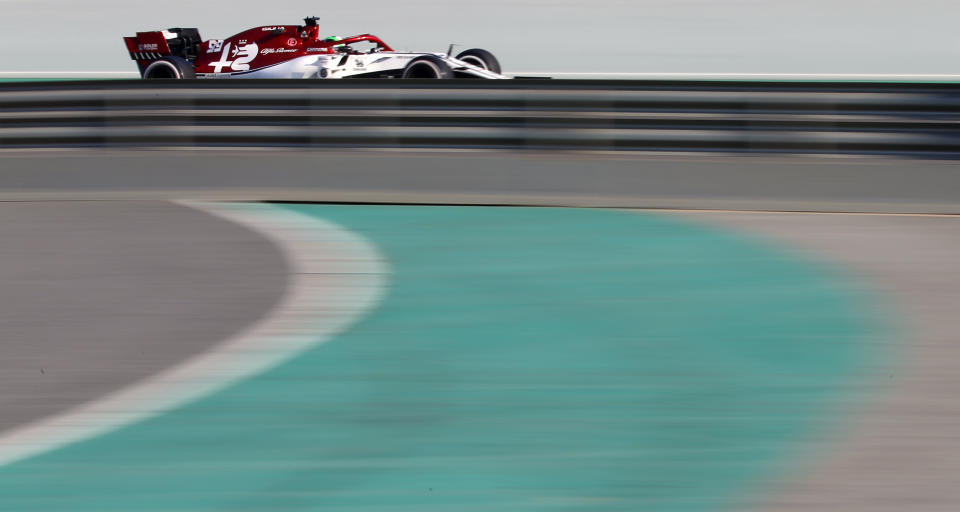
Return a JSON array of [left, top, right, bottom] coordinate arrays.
[[1, 152, 960, 509], [0, 201, 288, 433], [1, 150, 959, 213], [0, 204, 877, 511]]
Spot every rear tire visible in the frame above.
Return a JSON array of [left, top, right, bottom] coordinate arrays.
[[142, 56, 195, 79], [455, 48, 501, 74], [401, 56, 453, 79]]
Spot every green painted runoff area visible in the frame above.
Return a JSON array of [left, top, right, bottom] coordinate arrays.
[[0, 206, 882, 511]]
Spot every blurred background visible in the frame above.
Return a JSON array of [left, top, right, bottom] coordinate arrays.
[[2, 0, 959, 74], [1, 2, 960, 511]]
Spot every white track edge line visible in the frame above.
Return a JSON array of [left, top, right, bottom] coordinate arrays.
[[0, 201, 389, 467]]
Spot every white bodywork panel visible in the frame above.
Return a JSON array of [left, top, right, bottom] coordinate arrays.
[[195, 53, 507, 79]]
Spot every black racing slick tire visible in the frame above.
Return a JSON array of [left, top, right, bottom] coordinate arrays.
[[401, 55, 454, 79], [455, 48, 501, 74], [142, 56, 196, 79]]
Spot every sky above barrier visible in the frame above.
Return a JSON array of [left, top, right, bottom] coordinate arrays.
[[0, 0, 957, 74]]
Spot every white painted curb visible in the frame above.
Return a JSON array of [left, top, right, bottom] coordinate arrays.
[[0, 201, 389, 467]]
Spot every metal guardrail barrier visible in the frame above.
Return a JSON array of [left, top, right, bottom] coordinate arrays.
[[1, 79, 959, 156]]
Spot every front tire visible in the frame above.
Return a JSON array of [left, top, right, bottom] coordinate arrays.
[[455, 48, 501, 74], [142, 56, 196, 79], [401, 56, 453, 79]]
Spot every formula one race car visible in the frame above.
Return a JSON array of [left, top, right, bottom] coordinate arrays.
[[123, 17, 506, 80]]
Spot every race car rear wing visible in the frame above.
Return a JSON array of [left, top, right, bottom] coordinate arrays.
[[123, 28, 202, 62]]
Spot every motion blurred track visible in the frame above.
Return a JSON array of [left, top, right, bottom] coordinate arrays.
[[1, 199, 958, 510], [1, 150, 960, 213], [678, 211, 960, 511], [0, 201, 287, 433], [3, 78, 960, 509]]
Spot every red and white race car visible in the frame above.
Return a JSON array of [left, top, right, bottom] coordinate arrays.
[[124, 17, 506, 80]]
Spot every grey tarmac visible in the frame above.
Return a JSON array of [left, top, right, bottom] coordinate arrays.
[[1, 150, 959, 213], [3, 148, 960, 509], [0, 201, 288, 433]]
